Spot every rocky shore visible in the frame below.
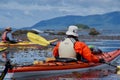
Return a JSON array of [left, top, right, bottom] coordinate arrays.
[[78, 35, 120, 41]]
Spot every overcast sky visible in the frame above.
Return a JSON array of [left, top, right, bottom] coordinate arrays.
[[0, 0, 120, 28]]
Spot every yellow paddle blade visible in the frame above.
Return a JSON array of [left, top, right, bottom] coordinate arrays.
[[27, 32, 50, 46], [0, 47, 7, 52], [27, 32, 57, 46], [117, 66, 120, 74], [117, 66, 120, 70]]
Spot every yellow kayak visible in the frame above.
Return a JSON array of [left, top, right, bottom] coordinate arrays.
[[0, 32, 58, 47], [0, 41, 37, 47]]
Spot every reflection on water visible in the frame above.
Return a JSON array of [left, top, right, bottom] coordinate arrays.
[[0, 40, 120, 80], [16, 69, 120, 80]]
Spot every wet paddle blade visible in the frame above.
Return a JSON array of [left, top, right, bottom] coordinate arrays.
[[27, 32, 57, 46], [0, 47, 7, 52], [117, 66, 120, 74], [117, 66, 120, 70]]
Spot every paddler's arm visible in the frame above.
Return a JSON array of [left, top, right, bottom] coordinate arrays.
[[74, 41, 100, 63], [53, 42, 60, 59], [7, 33, 17, 41]]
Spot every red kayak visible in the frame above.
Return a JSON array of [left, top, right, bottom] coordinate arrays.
[[4, 49, 120, 79]]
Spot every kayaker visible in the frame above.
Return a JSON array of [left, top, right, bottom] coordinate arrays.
[[1, 27, 19, 43], [53, 25, 105, 63]]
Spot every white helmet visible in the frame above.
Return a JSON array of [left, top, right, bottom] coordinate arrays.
[[5, 27, 12, 31], [66, 25, 78, 37]]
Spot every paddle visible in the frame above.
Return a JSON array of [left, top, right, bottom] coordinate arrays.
[[102, 61, 120, 74], [117, 66, 120, 74], [105, 62, 118, 67], [0, 60, 13, 80], [0, 47, 7, 52], [27, 32, 57, 46], [107, 62, 120, 74]]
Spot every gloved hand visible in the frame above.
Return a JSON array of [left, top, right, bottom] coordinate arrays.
[[99, 58, 106, 63], [55, 56, 59, 59]]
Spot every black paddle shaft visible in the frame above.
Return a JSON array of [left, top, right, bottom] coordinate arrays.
[[50, 43, 56, 46], [105, 62, 117, 67], [0, 60, 13, 80]]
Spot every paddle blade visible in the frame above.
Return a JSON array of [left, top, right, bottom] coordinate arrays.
[[117, 66, 120, 74], [0, 47, 7, 52], [27, 32, 50, 46], [117, 66, 120, 70]]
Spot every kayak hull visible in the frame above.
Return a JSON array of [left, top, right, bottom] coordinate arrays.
[[0, 41, 40, 49], [6, 64, 107, 79], [4, 49, 120, 79]]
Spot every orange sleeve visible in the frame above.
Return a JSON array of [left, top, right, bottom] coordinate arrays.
[[52, 42, 60, 57], [74, 41, 99, 63]]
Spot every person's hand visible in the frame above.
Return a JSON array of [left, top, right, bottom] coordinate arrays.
[[55, 56, 59, 59], [99, 58, 106, 63]]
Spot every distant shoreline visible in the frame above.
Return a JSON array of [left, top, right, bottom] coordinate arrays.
[[2, 32, 119, 42], [78, 35, 120, 41], [42, 34, 120, 42]]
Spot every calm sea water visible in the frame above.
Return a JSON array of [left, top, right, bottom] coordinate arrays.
[[0, 40, 120, 80]]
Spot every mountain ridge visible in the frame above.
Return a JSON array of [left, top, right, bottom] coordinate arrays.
[[29, 11, 120, 30]]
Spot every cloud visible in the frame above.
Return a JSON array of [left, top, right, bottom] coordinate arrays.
[[0, 0, 120, 28], [0, 0, 120, 15], [56, 0, 120, 15], [0, 2, 44, 11]]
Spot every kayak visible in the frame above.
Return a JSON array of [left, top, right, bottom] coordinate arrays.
[[0, 41, 37, 47], [0, 32, 58, 48], [0, 39, 57, 48], [3, 49, 120, 79]]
